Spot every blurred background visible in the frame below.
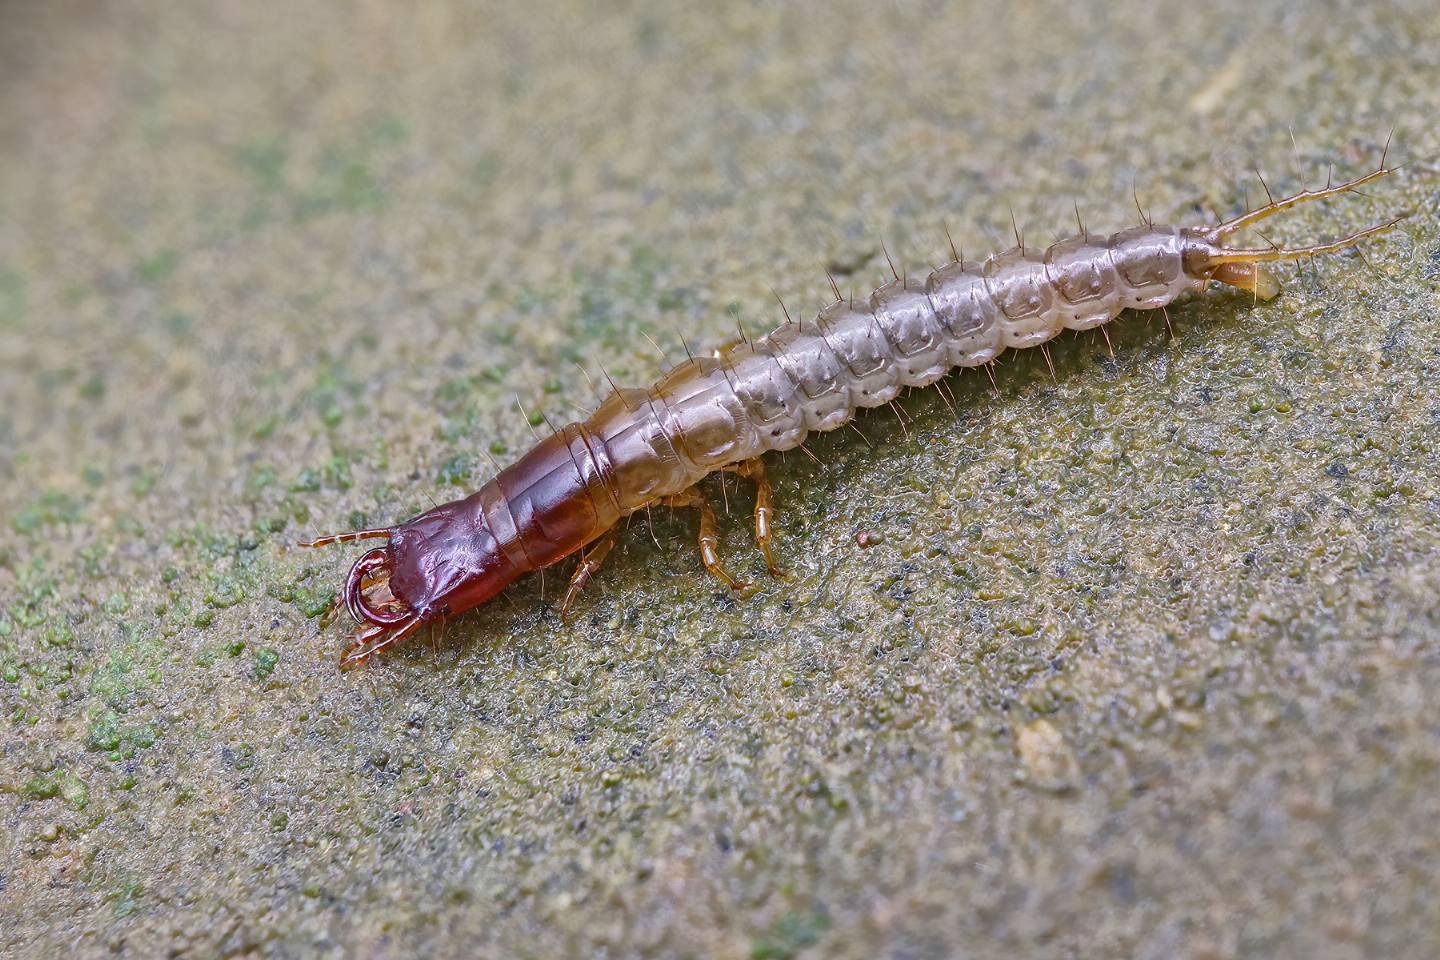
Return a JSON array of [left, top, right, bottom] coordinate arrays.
[[2, 1, 1438, 957]]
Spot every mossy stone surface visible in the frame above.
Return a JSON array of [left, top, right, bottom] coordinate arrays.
[[2, 2, 1439, 957]]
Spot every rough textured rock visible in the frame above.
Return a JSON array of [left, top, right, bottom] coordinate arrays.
[[2, 1, 1438, 957]]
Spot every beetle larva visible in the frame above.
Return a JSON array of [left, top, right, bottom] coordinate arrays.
[[302, 160, 1403, 667]]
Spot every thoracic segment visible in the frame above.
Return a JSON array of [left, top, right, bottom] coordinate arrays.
[[588, 224, 1204, 509]]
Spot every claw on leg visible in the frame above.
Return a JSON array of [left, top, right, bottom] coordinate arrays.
[[663, 487, 746, 591], [560, 530, 617, 621], [340, 615, 425, 670]]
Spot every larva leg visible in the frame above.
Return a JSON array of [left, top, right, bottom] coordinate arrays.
[[318, 593, 343, 628], [560, 530, 617, 621], [725, 458, 782, 578], [339, 615, 425, 671], [662, 487, 746, 591]]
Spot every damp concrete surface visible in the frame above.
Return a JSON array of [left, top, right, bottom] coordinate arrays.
[[2, 2, 1439, 957]]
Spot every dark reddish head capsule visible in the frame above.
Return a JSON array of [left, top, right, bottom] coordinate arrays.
[[313, 495, 523, 667], [301, 424, 624, 667]]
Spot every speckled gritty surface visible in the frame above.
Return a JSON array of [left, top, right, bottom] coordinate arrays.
[[2, 1, 1439, 957]]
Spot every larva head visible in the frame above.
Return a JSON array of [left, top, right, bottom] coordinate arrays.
[[329, 503, 521, 667], [316, 497, 523, 667], [369, 496, 521, 624]]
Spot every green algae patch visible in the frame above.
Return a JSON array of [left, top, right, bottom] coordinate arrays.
[[84, 709, 159, 758], [22, 771, 89, 809], [288, 468, 322, 494], [436, 453, 476, 486], [109, 879, 144, 919], [281, 581, 335, 619], [136, 249, 180, 284], [253, 647, 280, 681], [205, 577, 245, 609], [89, 626, 167, 709], [751, 911, 832, 960], [20, 775, 60, 802], [11, 489, 85, 535]]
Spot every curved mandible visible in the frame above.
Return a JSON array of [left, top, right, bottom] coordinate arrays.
[[343, 547, 411, 626]]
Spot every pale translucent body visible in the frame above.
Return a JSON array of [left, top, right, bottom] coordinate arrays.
[[590, 225, 1207, 512]]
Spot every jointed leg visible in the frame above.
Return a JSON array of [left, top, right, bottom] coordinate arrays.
[[318, 593, 343, 628], [663, 487, 746, 590], [560, 530, 617, 621], [339, 615, 425, 670], [726, 458, 782, 577]]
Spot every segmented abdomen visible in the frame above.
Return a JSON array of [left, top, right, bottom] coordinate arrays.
[[586, 224, 1205, 512]]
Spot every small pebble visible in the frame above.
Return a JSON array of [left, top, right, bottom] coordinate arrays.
[[1016, 719, 1080, 793]]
